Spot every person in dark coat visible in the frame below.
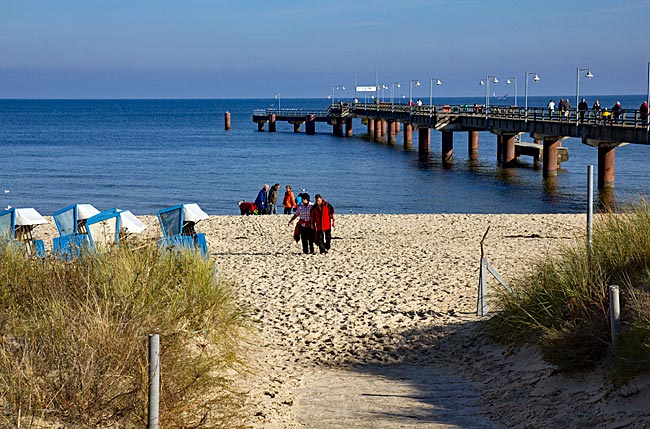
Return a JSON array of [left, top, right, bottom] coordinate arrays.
[[639, 101, 649, 125], [611, 101, 623, 124], [268, 183, 280, 214], [578, 98, 589, 122]]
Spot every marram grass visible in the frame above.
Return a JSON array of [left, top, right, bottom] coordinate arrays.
[[0, 243, 250, 428], [487, 200, 650, 378]]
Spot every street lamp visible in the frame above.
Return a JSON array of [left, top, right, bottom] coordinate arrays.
[[429, 77, 442, 114], [332, 85, 346, 104], [391, 82, 401, 104], [576, 67, 594, 123], [505, 76, 518, 107], [275, 93, 281, 113], [409, 79, 421, 111], [380, 84, 389, 102], [524, 72, 540, 122], [479, 75, 498, 114]]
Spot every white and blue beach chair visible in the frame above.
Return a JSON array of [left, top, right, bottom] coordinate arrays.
[[52, 203, 100, 259], [86, 208, 147, 249], [0, 207, 48, 258], [157, 203, 209, 257]]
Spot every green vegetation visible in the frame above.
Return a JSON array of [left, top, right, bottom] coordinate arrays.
[[0, 243, 249, 428], [487, 202, 650, 379]]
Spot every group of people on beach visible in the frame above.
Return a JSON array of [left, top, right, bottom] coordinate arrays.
[[238, 184, 336, 255]]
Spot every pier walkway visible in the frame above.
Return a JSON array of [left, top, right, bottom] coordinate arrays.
[[253, 103, 650, 189]]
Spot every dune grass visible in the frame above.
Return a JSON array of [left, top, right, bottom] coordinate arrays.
[[486, 201, 650, 379], [0, 242, 250, 428]]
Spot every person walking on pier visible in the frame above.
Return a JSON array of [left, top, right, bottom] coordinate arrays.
[[288, 194, 315, 254], [310, 194, 335, 254], [611, 101, 623, 124], [547, 99, 555, 118], [592, 100, 601, 112], [640, 101, 649, 125], [578, 98, 589, 122], [564, 99, 571, 118], [283, 185, 296, 214]]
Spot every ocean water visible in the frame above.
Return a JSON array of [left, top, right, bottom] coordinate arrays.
[[0, 96, 649, 216]]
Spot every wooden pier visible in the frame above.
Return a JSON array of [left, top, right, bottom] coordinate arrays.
[[253, 103, 650, 189]]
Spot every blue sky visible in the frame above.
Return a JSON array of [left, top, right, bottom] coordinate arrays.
[[1, 0, 648, 98]]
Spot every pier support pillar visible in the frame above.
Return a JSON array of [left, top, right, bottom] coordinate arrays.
[[305, 115, 316, 135], [503, 134, 516, 167], [367, 118, 375, 137], [345, 118, 353, 137], [388, 121, 396, 145], [442, 131, 453, 164], [542, 139, 560, 177], [268, 114, 276, 132], [374, 119, 382, 143], [293, 123, 301, 133], [396, 122, 401, 133], [404, 123, 413, 147], [333, 118, 343, 137], [257, 122, 264, 132], [598, 145, 616, 189], [418, 127, 430, 152], [496, 134, 503, 165], [225, 112, 231, 130], [468, 131, 479, 158], [381, 120, 387, 136]]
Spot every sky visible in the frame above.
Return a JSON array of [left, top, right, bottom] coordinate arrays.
[[1, 0, 649, 99]]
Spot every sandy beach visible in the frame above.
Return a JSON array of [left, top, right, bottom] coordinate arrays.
[[36, 213, 650, 427]]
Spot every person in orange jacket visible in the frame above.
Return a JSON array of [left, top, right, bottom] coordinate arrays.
[[282, 185, 296, 215], [310, 194, 335, 254]]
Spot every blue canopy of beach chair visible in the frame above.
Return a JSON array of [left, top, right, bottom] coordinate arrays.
[[0, 207, 48, 257], [157, 203, 209, 257]]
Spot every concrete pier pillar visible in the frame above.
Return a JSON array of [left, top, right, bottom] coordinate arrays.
[[503, 134, 516, 167], [468, 131, 479, 158], [404, 123, 413, 147], [268, 114, 276, 132], [293, 122, 301, 133], [418, 127, 430, 152], [381, 120, 387, 136], [333, 119, 343, 137], [496, 134, 503, 164], [374, 119, 382, 143], [306, 115, 316, 135], [367, 118, 375, 137], [388, 121, 396, 145], [257, 122, 264, 132], [598, 145, 616, 189], [345, 118, 353, 137], [442, 131, 453, 163], [396, 122, 401, 133], [224, 112, 231, 130], [542, 139, 560, 177]]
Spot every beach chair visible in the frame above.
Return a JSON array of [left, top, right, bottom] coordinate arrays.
[[157, 203, 209, 258], [0, 207, 48, 258], [86, 208, 147, 250], [52, 204, 100, 259]]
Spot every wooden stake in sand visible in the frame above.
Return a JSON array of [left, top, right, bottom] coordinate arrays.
[[477, 226, 512, 317]]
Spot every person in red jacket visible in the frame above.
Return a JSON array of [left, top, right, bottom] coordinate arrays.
[[310, 194, 335, 254]]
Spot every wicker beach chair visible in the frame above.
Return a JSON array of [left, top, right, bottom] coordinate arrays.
[[52, 204, 100, 259], [0, 207, 48, 258], [157, 203, 209, 258]]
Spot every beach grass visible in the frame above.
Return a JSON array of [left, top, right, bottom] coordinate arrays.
[[0, 242, 249, 428], [487, 201, 650, 379]]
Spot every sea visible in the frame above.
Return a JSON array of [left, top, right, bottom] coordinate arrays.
[[0, 95, 649, 216]]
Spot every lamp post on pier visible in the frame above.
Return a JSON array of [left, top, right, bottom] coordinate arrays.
[[505, 76, 518, 107], [429, 77, 442, 115], [380, 84, 389, 102], [274, 93, 281, 113], [524, 72, 540, 122], [332, 85, 346, 104], [576, 67, 594, 124], [391, 82, 401, 105], [479, 75, 498, 117], [409, 79, 421, 112]]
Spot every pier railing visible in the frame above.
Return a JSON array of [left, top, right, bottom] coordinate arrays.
[[253, 108, 330, 118]]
